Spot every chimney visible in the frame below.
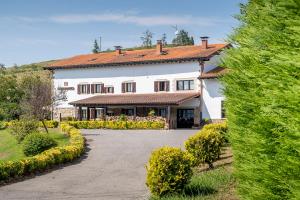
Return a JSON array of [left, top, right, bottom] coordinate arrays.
[[156, 40, 163, 54], [200, 36, 209, 49], [114, 46, 122, 55]]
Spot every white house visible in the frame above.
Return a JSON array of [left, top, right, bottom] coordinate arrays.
[[45, 37, 228, 128]]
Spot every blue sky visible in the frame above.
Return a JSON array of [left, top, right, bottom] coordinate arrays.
[[0, 0, 245, 67]]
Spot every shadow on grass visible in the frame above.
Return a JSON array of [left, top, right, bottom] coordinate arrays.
[[183, 184, 217, 197]]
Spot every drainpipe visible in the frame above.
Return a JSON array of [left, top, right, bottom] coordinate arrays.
[[199, 61, 205, 124]]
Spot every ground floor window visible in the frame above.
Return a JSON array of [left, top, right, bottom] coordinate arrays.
[[221, 101, 226, 118], [122, 108, 134, 116], [82, 108, 87, 120], [177, 109, 194, 128], [158, 108, 166, 118]]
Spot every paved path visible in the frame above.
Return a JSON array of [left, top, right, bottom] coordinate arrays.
[[0, 129, 196, 200]]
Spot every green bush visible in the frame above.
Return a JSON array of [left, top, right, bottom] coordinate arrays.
[[0, 121, 7, 130], [146, 146, 193, 197], [22, 132, 57, 156], [222, 1, 300, 199], [202, 122, 228, 143], [38, 120, 59, 128], [67, 120, 165, 129], [185, 128, 224, 168], [10, 119, 39, 143], [0, 123, 84, 181]]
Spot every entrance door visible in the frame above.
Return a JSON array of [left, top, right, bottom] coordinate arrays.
[[177, 109, 194, 128]]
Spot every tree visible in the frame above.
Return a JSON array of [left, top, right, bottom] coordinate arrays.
[[161, 33, 167, 45], [172, 30, 194, 46], [20, 75, 66, 133], [0, 75, 23, 120], [140, 30, 153, 47], [222, 1, 300, 199], [92, 39, 100, 53]]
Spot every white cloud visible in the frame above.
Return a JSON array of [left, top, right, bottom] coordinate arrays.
[[49, 13, 228, 26]]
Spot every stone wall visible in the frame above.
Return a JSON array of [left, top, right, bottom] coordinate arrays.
[[53, 107, 76, 121]]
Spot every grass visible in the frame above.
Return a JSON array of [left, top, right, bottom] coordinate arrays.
[[0, 128, 69, 161], [150, 148, 237, 200]]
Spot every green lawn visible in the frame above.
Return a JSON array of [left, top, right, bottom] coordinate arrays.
[[0, 129, 69, 161]]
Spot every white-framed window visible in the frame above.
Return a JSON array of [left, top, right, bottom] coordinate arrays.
[[106, 86, 114, 93], [82, 108, 87, 119], [78, 84, 89, 94], [176, 80, 194, 91], [95, 84, 102, 93], [221, 100, 226, 118], [122, 82, 136, 93]]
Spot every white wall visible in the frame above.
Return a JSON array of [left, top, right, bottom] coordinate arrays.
[[53, 61, 201, 108], [201, 79, 225, 119]]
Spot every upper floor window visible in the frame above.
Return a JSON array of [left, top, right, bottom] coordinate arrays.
[[122, 82, 136, 93], [64, 82, 68, 87], [105, 86, 114, 93], [176, 80, 194, 91], [154, 81, 170, 92], [95, 84, 103, 93], [77, 84, 90, 94]]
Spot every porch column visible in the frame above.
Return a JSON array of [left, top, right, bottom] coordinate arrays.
[[133, 107, 137, 120], [90, 107, 96, 120], [194, 106, 201, 127], [87, 107, 90, 120], [167, 106, 171, 129], [78, 106, 82, 121]]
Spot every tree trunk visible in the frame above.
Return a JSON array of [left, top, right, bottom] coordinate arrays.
[[41, 119, 49, 133]]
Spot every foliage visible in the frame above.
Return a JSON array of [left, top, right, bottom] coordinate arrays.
[[222, 1, 300, 199], [92, 39, 100, 53], [67, 120, 165, 130], [146, 146, 194, 197], [22, 132, 57, 156], [141, 30, 154, 47], [38, 120, 59, 128], [185, 126, 224, 168], [0, 121, 6, 130], [10, 118, 39, 143], [148, 109, 156, 117], [0, 123, 84, 181], [118, 114, 127, 121], [0, 75, 23, 120], [202, 122, 228, 143], [172, 30, 194, 46]]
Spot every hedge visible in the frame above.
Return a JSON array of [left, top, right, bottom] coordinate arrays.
[[4, 120, 59, 129], [67, 120, 165, 129], [0, 123, 85, 181]]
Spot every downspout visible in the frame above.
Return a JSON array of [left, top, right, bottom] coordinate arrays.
[[199, 61, 205, 125]]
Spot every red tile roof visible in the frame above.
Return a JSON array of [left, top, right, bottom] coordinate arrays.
[[200, 67, 228, 79], [45, 44, 229, 69], [69, 92, 200, 106]]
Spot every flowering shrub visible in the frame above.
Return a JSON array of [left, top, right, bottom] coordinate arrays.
[[38, 121, 59, 128], [67, 119, 165, 130], [23, 132, 57, 156], [0, 123, 84, 181]]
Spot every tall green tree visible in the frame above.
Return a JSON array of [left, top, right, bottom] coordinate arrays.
[[0, 75, 23, 120], [172, 30, 194, 46], [92, 39, 100, 53], [140, 30, 153, 47], [222, 1, 300, 199]]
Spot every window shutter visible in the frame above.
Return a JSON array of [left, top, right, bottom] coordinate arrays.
[[166, 81, 170, 91], [101, 84, 105, 93], [122, 83, 125, 93], [91, 84, 95, 94], [87, 84, 90, 94], [112, 87, 114, 93], [154, 81, 158, 92], [132, 82, 136, 93], [77, 85, 81, 94]]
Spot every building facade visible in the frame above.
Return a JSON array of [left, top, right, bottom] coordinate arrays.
[[45, 38, 228, 128]]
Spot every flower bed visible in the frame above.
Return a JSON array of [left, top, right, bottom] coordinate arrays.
[[67, 119, 165, 129], [0, 123, 85, 182]]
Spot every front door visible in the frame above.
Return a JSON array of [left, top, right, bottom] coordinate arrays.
[[177, 109, 194, 128]]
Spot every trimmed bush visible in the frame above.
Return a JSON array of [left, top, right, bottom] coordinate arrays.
[[146, 146, 193, 197], [10, 119, 39, 143], [22, 132, 57, 156], [67, 120, 165, 130], [0, 123, 84, 181], [185, 127, 224, 168], [202, 122, 228, 143], [0, 121, 6, 130], [38, 120, 59, 128]]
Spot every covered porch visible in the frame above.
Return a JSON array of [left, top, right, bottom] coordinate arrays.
[[70, 92, 201, 129]]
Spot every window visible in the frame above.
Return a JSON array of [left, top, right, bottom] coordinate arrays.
[[95, 84, 102, 93], [122, 82, 136, 93], [78, 84, 89, 94], [176, 80, 194, 91], [221, 101, 226, 118], [105, 86, 114, 93], [122, 109, 134, 116], [64, 82, 68, 87], [154, 81, 169, 92], [158, 108, 166, 118], [82, 108, 87, 120]]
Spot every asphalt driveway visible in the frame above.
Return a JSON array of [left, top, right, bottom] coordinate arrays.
[[0, 129, 196, 200]]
